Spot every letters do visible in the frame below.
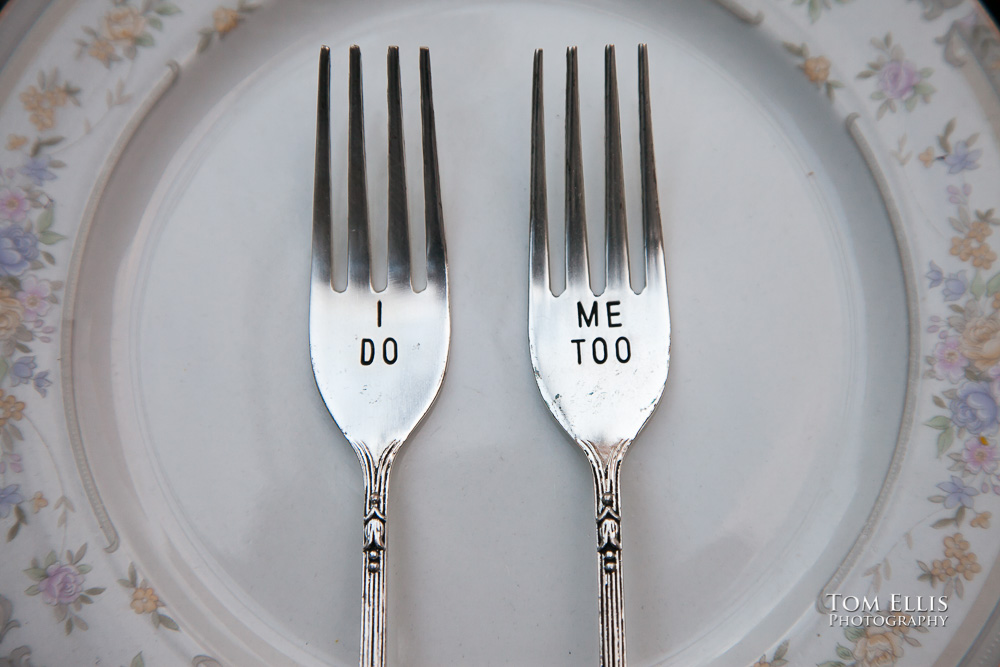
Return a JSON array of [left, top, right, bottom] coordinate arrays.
[[361, 300, 397, 366], [360, 337, 397, 366]]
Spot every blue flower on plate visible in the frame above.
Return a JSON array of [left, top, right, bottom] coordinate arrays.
[[33, 370, 51, 397], [942, 270, 968, 302], [950, 381, 1000, 435], [944, 141, 982, 174], [9, 356, 35, 386], [0, 484, 23, 518], [927, 261, 943, 288], [0, 224, 39, 276], [938, 475, 979, 509], [18, 156, 56, 186]]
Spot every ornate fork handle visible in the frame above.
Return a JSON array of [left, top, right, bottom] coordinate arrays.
[[586, 443, 628, 667], [356, 443, 400, 667]]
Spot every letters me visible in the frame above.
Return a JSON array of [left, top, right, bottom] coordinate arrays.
[[572, 300, 631, 365]]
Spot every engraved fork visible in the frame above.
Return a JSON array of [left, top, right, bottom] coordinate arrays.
[[310, 45, 449, 667], [527, 45, 670, 667]]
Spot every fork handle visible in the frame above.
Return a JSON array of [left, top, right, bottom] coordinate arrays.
[[591, 453, 627, 667], [358, 445, 398, 667]]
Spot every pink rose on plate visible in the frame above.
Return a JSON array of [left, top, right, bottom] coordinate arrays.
[[879, 60, 919, 99], [0, 187, 28, 223], [38, 562, 84, 606], [16, 275, 51, 322], [934, 336, 969, 383], [964, 436, 999, 474]]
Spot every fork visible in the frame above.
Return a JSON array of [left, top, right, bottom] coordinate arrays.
[[528, 45, 670, 667], [310, 45, 450, 667]]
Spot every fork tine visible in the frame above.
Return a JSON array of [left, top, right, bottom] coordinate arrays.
[[530, 49, 550, 294], [565, 47, 590, 290], [348, 45, 372, 289], [312, 46, 333, 289], [604, 45, 631, 292], [420, 47, 447, 290], [386, 46, 411, 289], [638, 44, 665, 288]]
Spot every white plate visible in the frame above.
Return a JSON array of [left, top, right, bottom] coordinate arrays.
[[1, 0, 999, 665]]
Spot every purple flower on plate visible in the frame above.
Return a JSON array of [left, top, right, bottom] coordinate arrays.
[[945, 141, 982, 174], [9, 357, 35, 387], [934, 336, 969, 383], [938, 475, 979, 508], [950, 381, 1000, 435], [879, 60, 920, 99], [38, 562, 84, 606], [0, 483, 23, 518], [927, 261, 944, 288], [948, 183, 972, 205], [33, 370, 51, 397], [963, 436, 999, 473], [18, 156, 55, 187], [0, 224, 39, 276], [942, 270, 968, 302]]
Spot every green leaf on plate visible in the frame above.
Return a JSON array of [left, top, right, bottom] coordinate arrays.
[[845, 626, 866, 642], [926, 416, 952, 430], [971, 270, 985, 298], [985, 272, 1000, 296], [39, 231, 66, 245], [35, 206, 53, 232]]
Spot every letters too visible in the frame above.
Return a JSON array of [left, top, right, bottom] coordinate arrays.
[[572, 300, 631, 365]]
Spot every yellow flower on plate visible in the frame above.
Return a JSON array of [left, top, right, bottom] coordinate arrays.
[[919, 147, 935, 167], [19, 86, 44, 113], [960, 313, 1000, 371], [89, 38, 116, 66], [0, 289, 24, 343], [969, 221, 992, 243], [972, 243, 997, 270], [102, 6, 147, 43], [32, 491, 47, 513], [944, 532, 970, 558], [5, 135, 27, 151], [213, 7, 240, 35], [956, 551, 982, 580], [131, 586, 161, 614], [951, 236, 974, 261], [802, 55, 830, 84], [0, 392, 25, 427], [852, 626, 904, 667], [971, 511, 991, 528]]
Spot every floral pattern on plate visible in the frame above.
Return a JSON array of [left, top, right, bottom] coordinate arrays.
[[0, 0, 998, 665]]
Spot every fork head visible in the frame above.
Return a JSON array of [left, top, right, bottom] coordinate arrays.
[[528, 45, 670, 462], [310, 45, 449, 460]]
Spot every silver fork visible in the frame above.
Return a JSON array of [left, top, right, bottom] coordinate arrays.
[[528, 44, 670, 667], [310, 45, 449, 667]]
